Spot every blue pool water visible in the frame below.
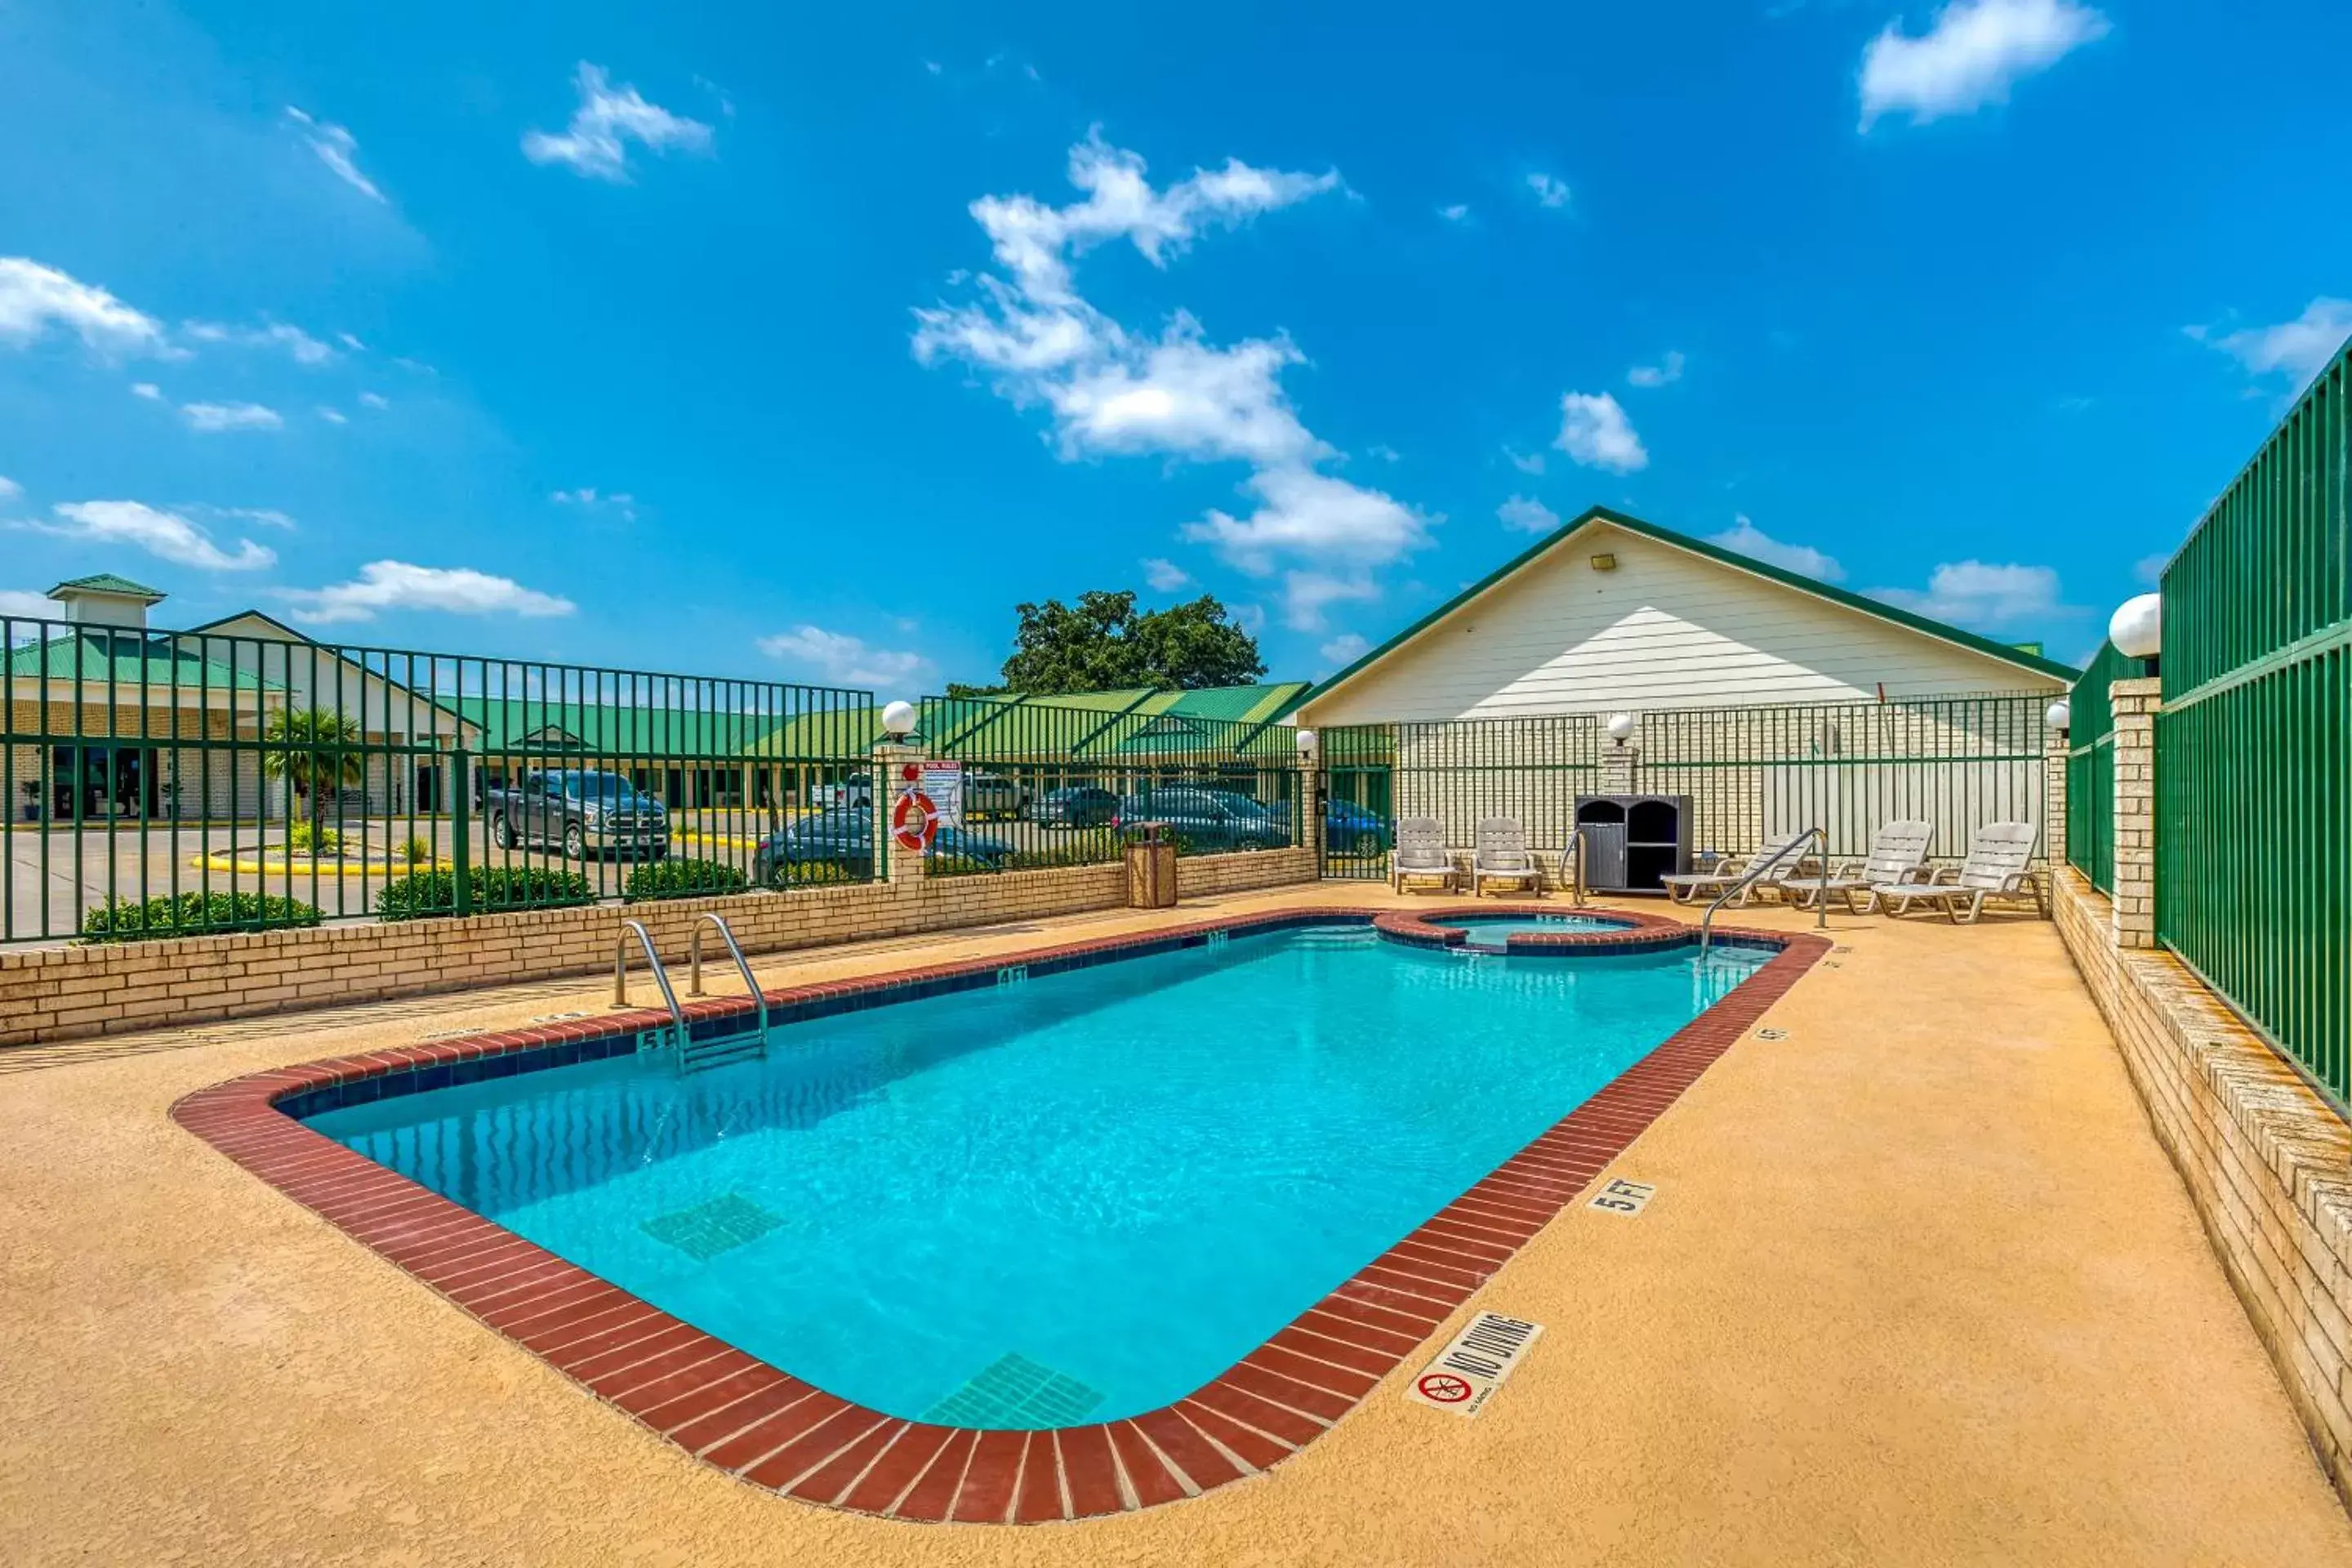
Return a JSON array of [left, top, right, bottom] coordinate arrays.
[[307, 924, 1766, 1426]]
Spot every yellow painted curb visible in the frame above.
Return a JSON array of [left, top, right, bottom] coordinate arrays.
[[189, 854, 453, 877]]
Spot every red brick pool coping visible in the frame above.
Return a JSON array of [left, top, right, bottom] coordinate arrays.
[[172, 905, 1826, 1526]]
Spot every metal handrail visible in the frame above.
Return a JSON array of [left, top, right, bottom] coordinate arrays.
[[1699, 826, 1828, 954], [1561, 825, 1588, 906], [688, 912, 769, 1043], [613, 918, 688, 1051]]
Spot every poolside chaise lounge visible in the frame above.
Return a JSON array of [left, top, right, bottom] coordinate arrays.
[[1772, 818, 1935, 913], [1872, 821, 2041, 924], [1389, 816, 1458, 894], [1471, 817, 1543, 898], [1659, 830, 1812, 906]]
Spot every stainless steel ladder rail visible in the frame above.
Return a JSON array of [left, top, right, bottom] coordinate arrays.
[[612, 919, 689, 1054], [1561, 824, 1588, 906], [1698, 826, 1828, 955], [686, 913, 768, 1069]]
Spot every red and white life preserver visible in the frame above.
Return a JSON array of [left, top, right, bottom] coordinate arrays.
[[891, 787, 940, 851]]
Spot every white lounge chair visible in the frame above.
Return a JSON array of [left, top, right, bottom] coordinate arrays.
[[1471, 817, 1542, 898], [1873, 822, 2041, 924], [1659, 831, 1812, 906], [1775, 819, 1934, 914], [1389, 816, 1457, 894]]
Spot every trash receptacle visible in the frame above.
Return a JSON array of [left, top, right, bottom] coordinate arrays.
[[1125, 822, 1178, 908]]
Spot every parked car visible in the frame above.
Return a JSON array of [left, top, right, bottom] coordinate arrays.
[[1036, 785, 1119, 828], [752, 806, 1015, 886], [963, 769, 1029, 821], [483, 769, 669, 860], [811, 772, 874, 809], [1324, 798, 1392, 856], [1115, 787, 1293, 853]]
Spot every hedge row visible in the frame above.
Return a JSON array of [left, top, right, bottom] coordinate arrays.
[[80, 891, 324, 944]]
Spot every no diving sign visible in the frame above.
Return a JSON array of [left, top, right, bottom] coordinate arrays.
[[1404, 1312, 1544, 1418]]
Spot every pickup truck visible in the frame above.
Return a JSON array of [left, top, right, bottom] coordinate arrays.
[[483, 768, 670, 860]]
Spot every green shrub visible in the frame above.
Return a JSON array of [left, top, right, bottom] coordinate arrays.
[[80, 890, 323, 944], [288, 821, 341, 855], [623, 857, 749, 902], [375, 866, 596, 921]]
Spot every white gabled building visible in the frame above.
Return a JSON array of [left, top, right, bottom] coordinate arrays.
[[1297, 507, 2072, 728]]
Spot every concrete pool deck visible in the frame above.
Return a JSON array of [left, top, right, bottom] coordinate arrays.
[[2, 884, 2346, 1565]]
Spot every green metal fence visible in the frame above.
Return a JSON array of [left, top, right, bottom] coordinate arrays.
[[2065, 642, 2133, 894], [2, 612, 875, 944], [2155, 337, 2350, 1101], [1320, 694, 2049, 882], [906, 691, 1303, 877]]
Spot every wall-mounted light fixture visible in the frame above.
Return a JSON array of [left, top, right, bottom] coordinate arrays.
[[1589, 553, 1618, 572]]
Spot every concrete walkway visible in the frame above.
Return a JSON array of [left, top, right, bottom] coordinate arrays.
[[1, 884, 2344, 1565]]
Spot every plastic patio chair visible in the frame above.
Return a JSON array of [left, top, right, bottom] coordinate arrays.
[[1470, 817, 1542, 898], [1872, 822, 2041, 924], [1775, 818, 1934, 914], [1389, 816, 1457, 894], [1659, 830, 1811, 906]]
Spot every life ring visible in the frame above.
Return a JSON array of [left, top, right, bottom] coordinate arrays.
[[891, 788, 940, 851]]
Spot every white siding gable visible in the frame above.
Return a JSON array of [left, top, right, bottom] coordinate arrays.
[[1302, 522, 2063, 726]]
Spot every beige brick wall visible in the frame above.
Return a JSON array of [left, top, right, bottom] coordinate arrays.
[[0, 846, 1319, 1048], [2053, 867, 2352, 1505]]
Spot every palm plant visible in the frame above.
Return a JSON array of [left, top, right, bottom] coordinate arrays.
[[261, 707, 365, 840]]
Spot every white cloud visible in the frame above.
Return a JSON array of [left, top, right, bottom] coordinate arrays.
[[1504, 446, 1545, 475], [1526, 172, 1571, 209], [284, 107, 385, 202], [0, 257, 165, 354], [2189, 298, 2352, 386], [0, 475, 19, 500], [131, 381, 162, 400], [1555, 390, 1648, 473], [756, 626, 930, 689], [183, 319, 336, 365], [200, 506, 298, 531], [523, 63, 715, 182], [278, 561, 576, 624], [1710, 516, 1846, 581], [1497, 495, 1561, 533], [358, 390, 389, 409], [1627, 350, 1686, 388], [1319, 632, 1370, 665], [915, 135, 1422, 629], [550, 487, 639, 522], [1142, 557, 1194, 592], [1437, 203, 1470, 222], [1859, 0, 2110, 129], [0, 588, 54, 621], [338, 332, 365, 351], [180, 400, 283, 433], [1183, 467, 1437, 629], [1870, 560, 2066, 629], [2133, 552, 2168, 586], [1366, 443, 1401, 463], [17, 500, 275, 571], [318, 407, 348, 424]]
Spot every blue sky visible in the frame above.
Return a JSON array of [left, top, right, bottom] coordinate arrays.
[[3, 0, 2347, 692]]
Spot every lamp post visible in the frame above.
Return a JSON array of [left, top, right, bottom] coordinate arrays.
[[2109, 593, 2162, 678]]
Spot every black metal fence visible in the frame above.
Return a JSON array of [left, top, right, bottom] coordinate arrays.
[[1318, 695, 2051, 882], [2, 612, 874, 943], [905, 693, 1303, 877]]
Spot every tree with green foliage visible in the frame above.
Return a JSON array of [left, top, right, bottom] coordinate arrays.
[[260, 706, 366, 837], [957, 590, 1265, 696]]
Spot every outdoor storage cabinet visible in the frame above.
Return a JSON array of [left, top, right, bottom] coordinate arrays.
[[1574, 795, 1693, 893]]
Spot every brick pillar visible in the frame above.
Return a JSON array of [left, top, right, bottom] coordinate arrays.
[[1297, 744, 1324, 866], [871, 742, 927, 885], [2043, 722, 2069, 876], [2109, 676, 2161, 949], [1601, 742, 1636, 795]]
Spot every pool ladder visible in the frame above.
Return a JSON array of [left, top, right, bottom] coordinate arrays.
[[613, 915, 769, 1073]]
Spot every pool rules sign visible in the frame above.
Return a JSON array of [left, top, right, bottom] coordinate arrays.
[[1405, 1312, 1544, 1418]]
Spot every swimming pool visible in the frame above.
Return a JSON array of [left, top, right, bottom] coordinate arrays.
[[1434, 913, 1630, 948], [303, 920, 1768, 1430]]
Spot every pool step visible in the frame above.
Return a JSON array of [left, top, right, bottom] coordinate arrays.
[[920, 1352, 1103, 1428]]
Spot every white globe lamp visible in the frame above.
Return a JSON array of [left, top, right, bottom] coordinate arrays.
[[880, 699, 918, 738], [2109, 594, 2162, 662], [1605, 711, 1637, 745], [2045, 699, 2071, 733], [1294, 728, 1317, 754]]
